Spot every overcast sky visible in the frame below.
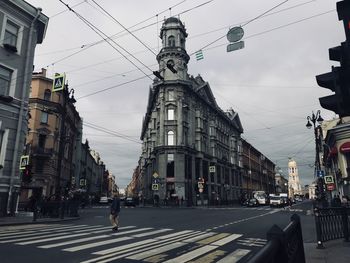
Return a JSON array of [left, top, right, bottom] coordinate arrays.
[[25, 0, 344, 189]]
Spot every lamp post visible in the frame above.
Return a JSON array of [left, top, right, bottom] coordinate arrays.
[[306, 110, 325, 205]]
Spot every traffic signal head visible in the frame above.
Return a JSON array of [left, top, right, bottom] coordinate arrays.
[[22, 165, 32, 183]]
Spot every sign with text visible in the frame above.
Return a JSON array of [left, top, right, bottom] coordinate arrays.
[[209, 166, 215, 173]]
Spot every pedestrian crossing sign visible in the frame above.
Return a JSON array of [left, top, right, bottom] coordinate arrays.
[[152, 183, 159, 191], [52, 73, 66, 92], [19, 155, 29, 170]]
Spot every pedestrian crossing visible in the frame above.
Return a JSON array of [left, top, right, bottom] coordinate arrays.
[[0, 223, 266, 263]]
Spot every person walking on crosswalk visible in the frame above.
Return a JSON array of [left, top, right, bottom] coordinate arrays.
[[110, 192, 121, 231]]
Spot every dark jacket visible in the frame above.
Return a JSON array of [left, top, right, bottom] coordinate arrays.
[[111, 197, 120, 214]]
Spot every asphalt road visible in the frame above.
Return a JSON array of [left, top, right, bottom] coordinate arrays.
[[0, 201, 316, 263]]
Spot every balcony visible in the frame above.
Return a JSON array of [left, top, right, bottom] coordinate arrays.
[[32, 147, 54, 158]]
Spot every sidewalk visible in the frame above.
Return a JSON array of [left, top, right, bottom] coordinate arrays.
[[304, 239, 350, 263], [0, 212, 79, 227]]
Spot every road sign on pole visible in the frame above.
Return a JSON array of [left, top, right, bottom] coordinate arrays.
[[227, 41, 245, 52], [324, 175, 334, 184], [152, 184, 159, 191], [19, 155, 29, 170], [52, 73, 66, 92]]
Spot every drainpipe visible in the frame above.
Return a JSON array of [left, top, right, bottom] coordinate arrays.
[[7, 8, 42, 215]]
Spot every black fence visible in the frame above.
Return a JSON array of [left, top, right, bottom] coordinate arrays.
[[248, 214, 305, 263], [18, 200, 80, 221], [314, 206, 350, 248]]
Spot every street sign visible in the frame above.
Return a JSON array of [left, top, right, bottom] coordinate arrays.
[[324, 175, 334, 184], [152, 172, 159, 178], [80, 179, 86, 186], [52, 73, 66, 92], [227, 41, 245, 52], [209, 166, 215, 173], [19, 155, 29, 170], [226, 27, 244, 42], [316, 170, 325, 178], [152, 183, 159, 191], [326, 183, 335, 191]]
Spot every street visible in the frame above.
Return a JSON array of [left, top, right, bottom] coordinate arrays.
[[0, 201, 316, 263]]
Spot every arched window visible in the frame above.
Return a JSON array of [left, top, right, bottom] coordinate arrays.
[[167, 131, 174, 146], [44, 89, 51, 100], [168, 36, 175, 47]]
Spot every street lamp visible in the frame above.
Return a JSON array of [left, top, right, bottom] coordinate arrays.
[[306, 110, 325, 205]]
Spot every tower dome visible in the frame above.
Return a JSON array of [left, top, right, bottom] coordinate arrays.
[[156, 17, 190, 81]]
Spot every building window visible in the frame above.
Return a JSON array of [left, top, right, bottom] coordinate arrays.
[[38, 134, 46, 149], [0, 65, 13, 96], [167, 131, 174, 146], [44, 89, 51, 100], [168, 36, 175, 47], [167, 154, 174, 178], [41, 112, 48, 124], [167, 109, 174, 120], [4, 20, 19, 48], [168, 90, 175, 101]]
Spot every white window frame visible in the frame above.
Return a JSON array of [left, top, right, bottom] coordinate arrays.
[[1, 15, 24, 54], [167, 131, 175, 146], [0, 63, 17, 97], [40, 111, 48, 124], [0, 65, 13, 96], [167, 108, 174, 120]]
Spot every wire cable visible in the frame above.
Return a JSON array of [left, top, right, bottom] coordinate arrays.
[[58, 0, 153, 80]]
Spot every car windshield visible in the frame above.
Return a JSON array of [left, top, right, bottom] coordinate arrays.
[[270, 196, 280, 200]]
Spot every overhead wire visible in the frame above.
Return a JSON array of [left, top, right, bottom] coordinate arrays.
[[189, 0, 290, 56], [58, 0, 153, 81]]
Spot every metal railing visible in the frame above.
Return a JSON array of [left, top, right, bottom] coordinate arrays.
[[248, 214, 305, 263], [314, 206, 350, 248]]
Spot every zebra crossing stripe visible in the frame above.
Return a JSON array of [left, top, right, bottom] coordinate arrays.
[[63, 228, 151, 252], [87, 232, 204, 263], [93, 230, 197, 256], [0, 231, 71, 243], [131, 228, 172, 238], [17, 232, 90, 245], [216, 248, 251, 263], [163, 234, 242, 263], [63, 236, 132, 252], [38, 235, 110, 249], [127, 241, 186, 260]]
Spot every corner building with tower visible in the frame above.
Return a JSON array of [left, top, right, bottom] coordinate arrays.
[[139, 17, 244, 206]]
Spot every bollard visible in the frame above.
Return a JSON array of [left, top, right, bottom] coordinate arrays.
[[314, 207, 325, 249]]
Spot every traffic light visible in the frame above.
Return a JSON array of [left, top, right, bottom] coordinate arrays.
[[22, 165, 32, 183], [317, 0, 350, 117]]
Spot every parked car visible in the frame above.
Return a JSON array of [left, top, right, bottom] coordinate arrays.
[[99, 196, 108, 204], [124, 197, 135, 207], [247, 198, 259, 207]]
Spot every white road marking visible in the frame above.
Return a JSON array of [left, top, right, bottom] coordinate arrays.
[[131, 228, 172, 237], [216, 248, 251, 263], [63, 236, 132, 252], [38, 235, 110, 249], [17, 233, 90, 245]]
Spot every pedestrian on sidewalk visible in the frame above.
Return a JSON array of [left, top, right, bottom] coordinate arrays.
[[110, 192, 120, 231]]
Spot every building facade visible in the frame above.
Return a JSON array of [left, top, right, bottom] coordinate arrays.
[[139, 17, 244, 206], [241, 139, 276, 197], [288, 158, 302, 197], [21, 68, 81, 201], [323, 118, 350, 197], [275, 169, 288, 194], [0, 0, 48, 215]]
